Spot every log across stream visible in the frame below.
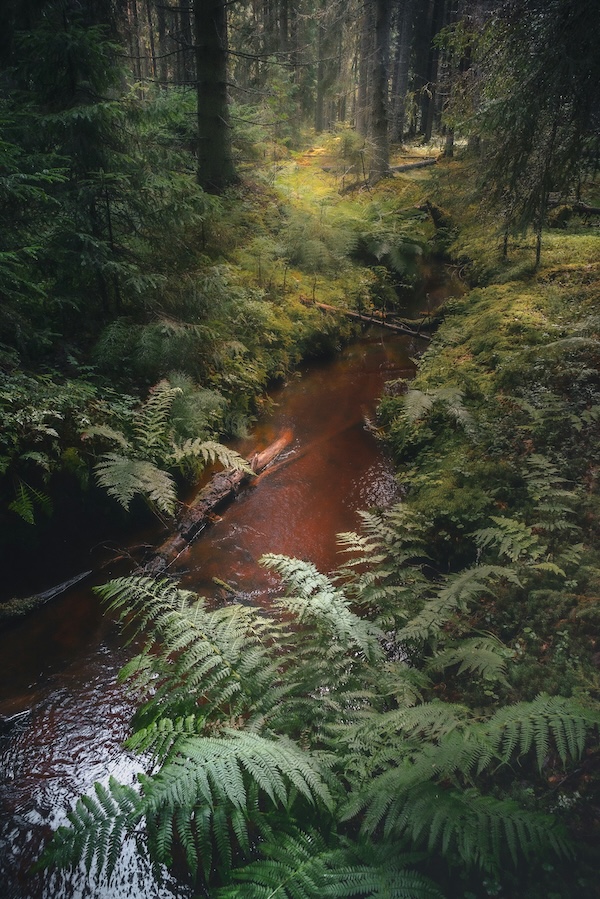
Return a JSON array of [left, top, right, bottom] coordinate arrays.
[[0, 263, 462, 899]]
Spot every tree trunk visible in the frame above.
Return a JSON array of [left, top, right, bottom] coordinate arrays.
[[368, 0, 392, 182], [315, 7, 326, 132], [390, 0, 416, 144], [193, 0, 237, 193], [356, 0, 374, 135]]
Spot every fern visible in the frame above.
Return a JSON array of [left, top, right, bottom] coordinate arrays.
[[38, 777, 142, 879], [343, 693, 599, 872], [397, 564, 521, 646], [475, 515, 544, 563], [139, 732, 333, 878], [171, 437, 253, 475], [427, 635, 512, 684], [401, 387, 473, 432], [94, 453, 177, 515], [261, 554, 385, 663], [336, 506, 432, 628], [133, 379, 181, 463], [89, 378, 249, 514], [486, 693, 600, 771], [96, 576, 283, 727], [8, 479, 52, 524], [218, 830, 443, 899], [348, 769, 570, 874]]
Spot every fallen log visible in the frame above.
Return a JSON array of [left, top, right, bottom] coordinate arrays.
[[0, 569, 93, 625], [302, 299, 432, 339], [142, 431, 293, 574], [390, 157, 438, 172]]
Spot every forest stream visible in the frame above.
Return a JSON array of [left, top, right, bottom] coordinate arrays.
[[0, 265, 460, 899]]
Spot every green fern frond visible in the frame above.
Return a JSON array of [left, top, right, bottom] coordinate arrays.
[[261, 554, 385, 662], [133, 379, 182, 463], [8, 480, 52, 524], [81, 424, 130, 449], [475, 516, 544, 563], [401, 387, 472, 431], [139, 732, 333, 877], [219, 828, 443, 899], [352, 776, 570, 874], [94, 453, 177, 514], [398, 565, 521, 646], [171, 438, 254, 480], [37, 777, 142, 879], [486, 693, 600, 770], [217, 829, 330, 899], [97, 576, 281, 725], [402, 389, 436, 424], [428, 636, 512, 683]]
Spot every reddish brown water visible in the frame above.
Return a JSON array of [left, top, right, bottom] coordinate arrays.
[[0, 267, 458, 897]]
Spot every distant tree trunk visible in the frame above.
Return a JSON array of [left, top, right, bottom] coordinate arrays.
[[279, 0, 289, 52], [368, 0, 392, 182], [410, 0, 434, 136], [181, 5, 195, 85], [422, 0, 445, 142], [356, 0, 374, 135], [145, 0, 157, 80], [443, 126, 454, 156], [156, 0, 168, 84], [390, 0, 416, 143], [193, 0, 237, 192], [315, 3, 326, 132], [128, 0, 142, 81]]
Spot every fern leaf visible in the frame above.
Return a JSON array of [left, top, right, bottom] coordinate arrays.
[[133, 379, 182, 463], [262, 554, 385, 662], [402, 389, 435, 424], [139, 732, 333, 878], [9, 480, 52, 524], [428, 636, 512, 684], [94, 453, 177, 515], [38, 777, 142, 879], [398, 565, 521, 645], [171, 438, 253, 474], [81, 424, 130, 449], [487, 694, 600, 770]]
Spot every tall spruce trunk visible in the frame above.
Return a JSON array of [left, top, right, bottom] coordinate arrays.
[[390, 0, 416, 143], [356, 0, 374, 135], [368, 0, 392, 182], [193, 0, 236, 193]]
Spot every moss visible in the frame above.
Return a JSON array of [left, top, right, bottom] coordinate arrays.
[[376, 156, 600, 703]]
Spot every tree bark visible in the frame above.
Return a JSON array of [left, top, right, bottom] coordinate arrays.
[[356, 0, 374, 135], [390, 0, 416, 143], [368, 0, 392, 182], [193, 0, 237, 193]]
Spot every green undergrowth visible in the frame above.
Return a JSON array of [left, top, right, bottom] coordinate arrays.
[[0, 128, 441, 549], [374, 157, 600, 891], [34, 150, 600, 899]]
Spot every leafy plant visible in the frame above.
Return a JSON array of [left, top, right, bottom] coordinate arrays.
[[40, 552, 599, 896], [85, 379, 251, 517]]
